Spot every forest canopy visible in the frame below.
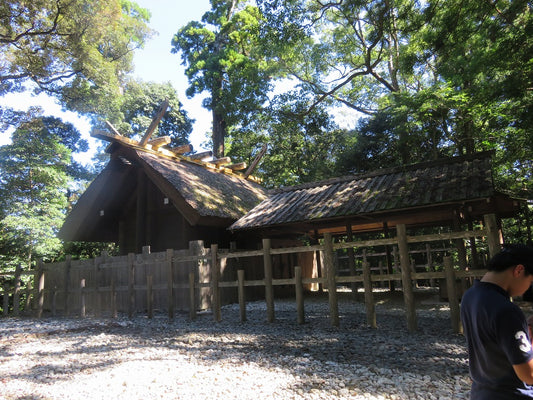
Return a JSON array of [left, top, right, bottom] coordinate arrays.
[[0, 0, 532, 271]]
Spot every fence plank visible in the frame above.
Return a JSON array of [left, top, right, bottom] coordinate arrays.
[[166, 249, 174, 320], [295, 266, 305, 325], [397, 224, 417, 332], [238, 269, 246, 322], [211, 244, 221, 322], [362, 260, 377, 328], [189, 271, 196, 320], [13, 265, 22, 316], [128, 253, 135, 318], [262, 238, 275, 323], [80, 279, 86, 318], [323, 232, 339, 327], [37, 260, 45, 318], [63, 255, 72, 316], [147, 275, 153, 319]]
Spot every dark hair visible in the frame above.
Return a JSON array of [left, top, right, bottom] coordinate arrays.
[[486, 244, 533, 274]]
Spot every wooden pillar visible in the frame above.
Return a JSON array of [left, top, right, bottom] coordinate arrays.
[[323, 232, 339, 327], [238, 269, 246, 322], [211, 244, 221, 322], [262, 238, 275, 323], [396, 224, 417, 332], [294, 266, 305, 325], [484, 213, 501, 258], [444, 256, 462, 334], [362, 260, 377, 328]]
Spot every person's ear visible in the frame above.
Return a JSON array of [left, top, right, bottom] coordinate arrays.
[[514, 264, 525, 277]]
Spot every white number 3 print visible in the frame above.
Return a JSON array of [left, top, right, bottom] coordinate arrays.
[[516, 331, 532, 353]]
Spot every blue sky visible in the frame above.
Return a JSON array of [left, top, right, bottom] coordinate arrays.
[[0, 0, 213, 162]]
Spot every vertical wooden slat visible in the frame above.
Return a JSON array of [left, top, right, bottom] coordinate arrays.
[[80, 279, 86, 318], [3, 284, 9, 316], [111, 276, 117, 318], [211, 244, 221, 322], [166, 249, 174, 320], [189, 271, 196, 320], [397, 224, 417, 332], [323, 232, 339, 327], [362, 260, 377, 328], [13, 265, 21, 316], [262, 238, 275, 323], [238, 269, 246, 322], [128, 253, 135, 318], [147, 275, 153, 319], [63, 255, 72, 316], [444, 256, 462, 334], [294, 266, 305, 325], [37, 260, 45, 318]]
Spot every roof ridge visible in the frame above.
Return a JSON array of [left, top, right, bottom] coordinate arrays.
[[270, 151, 495, 194]]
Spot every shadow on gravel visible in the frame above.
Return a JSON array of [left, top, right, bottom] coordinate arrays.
[[0, 289, 470, 399]]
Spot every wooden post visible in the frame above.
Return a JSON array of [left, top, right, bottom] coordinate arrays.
[[484, 213, 501, 258], [362, 260, 377, 328], [211, 244, 221, 322], [396, 224, 417, 332], [37, 260, 45, 318], [238, 269, 246, 322], [294, 266, 305, 325], [323, 232, 339, 327], [166, 249, 174, 320], [262, 238, 275, 323], [63, 255, 72, 316], [13, 265, 21, 316], [128, 253, 135, 318], [444, 256, 462, 334], [80, 279, 86, 318], [189, 271, 196, 320], [147, 275, 153, 319]]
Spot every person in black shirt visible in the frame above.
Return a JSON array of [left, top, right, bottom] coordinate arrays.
[[461, 244, 533, 399]]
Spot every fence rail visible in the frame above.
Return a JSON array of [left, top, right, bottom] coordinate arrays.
[[1, 217, 501, 333]]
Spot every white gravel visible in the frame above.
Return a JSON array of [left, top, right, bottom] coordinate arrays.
[[0, 290, 475, 400]]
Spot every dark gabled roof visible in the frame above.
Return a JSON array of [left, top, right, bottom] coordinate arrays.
[[229, 151, 517, 234]]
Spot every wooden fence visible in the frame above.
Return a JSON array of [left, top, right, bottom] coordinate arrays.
[[1, 216, 503, 333]]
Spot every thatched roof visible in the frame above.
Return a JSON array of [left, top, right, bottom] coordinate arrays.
[[136, 150, 266, 220], [229, 151, 522, 236], [59, 144, 267, 242]]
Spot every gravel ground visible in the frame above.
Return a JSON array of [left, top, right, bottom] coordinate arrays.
[[0, 289, 490, 400]]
